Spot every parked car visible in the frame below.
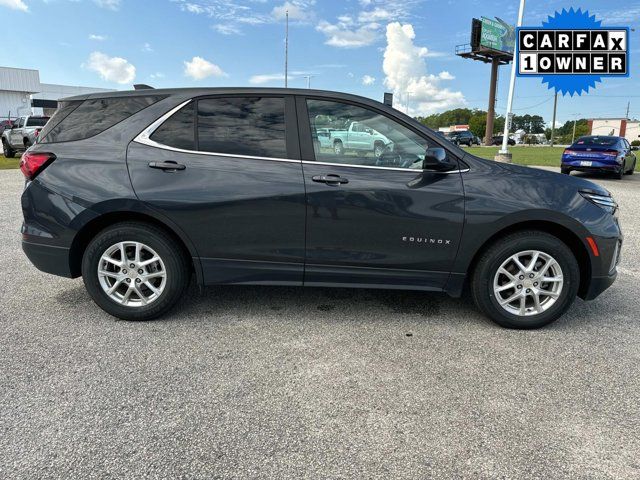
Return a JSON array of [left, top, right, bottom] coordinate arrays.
[[491, 135, 516, 146], [561, 136, 637, 179], [318, 121, 391, 158], [447, 130, 476, 147], [20, 88, 621, 329], [0, 120, 13, 137], [2, 115, 50, 157]]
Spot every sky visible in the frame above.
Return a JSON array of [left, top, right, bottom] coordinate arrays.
[[1, 0, 640, 125]]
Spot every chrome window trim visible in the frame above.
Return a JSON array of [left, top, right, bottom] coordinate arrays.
[[133, 99, 469, 174]]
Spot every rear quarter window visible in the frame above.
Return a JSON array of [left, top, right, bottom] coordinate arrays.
[[40, 95, 165, 144]]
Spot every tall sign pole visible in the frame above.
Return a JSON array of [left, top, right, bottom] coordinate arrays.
[[284, 11, 289, 88], [498, 0, 526, 160], [484, 58, 500, 146]]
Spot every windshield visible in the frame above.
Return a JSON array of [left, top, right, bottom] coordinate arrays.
[[26, 117, 50, 127], [574, 136, 618, 147]]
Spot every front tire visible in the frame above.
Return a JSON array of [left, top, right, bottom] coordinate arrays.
[[2, 139, 15, 158], [81, 222, 190, 321], [471, 231, 580, 329]]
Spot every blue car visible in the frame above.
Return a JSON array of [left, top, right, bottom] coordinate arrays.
[[561, 136, 637, 179]]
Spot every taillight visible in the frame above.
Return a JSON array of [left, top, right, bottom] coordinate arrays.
[[20, 151, 56, 180], [564, 149, 576, 156], [602, 150, 619, 157], [34, 130, 39, 137]]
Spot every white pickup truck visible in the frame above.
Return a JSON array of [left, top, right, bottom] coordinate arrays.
[[1, 115, 50, 158], [318, 121, 391, 158]]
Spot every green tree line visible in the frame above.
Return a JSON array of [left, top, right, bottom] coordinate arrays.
[[416, 109, 546, 139]]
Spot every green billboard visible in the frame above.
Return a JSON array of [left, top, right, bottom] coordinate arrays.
[[480, 17, 515, 55]]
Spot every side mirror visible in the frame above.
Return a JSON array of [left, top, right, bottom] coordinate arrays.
[[422, 147, 455, 171]]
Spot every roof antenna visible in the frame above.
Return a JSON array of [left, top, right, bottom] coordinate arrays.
[[134, 84, 154, 90]]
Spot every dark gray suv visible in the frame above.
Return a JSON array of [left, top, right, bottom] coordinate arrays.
[[20, 88, 622, 328]]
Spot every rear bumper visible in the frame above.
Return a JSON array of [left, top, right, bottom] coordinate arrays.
[[22, 240, 74, 278], [562, 159, 621, 172]]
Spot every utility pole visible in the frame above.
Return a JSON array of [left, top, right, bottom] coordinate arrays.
[[284, 10, 289, 88], [550, 92, 558, 147], [572, 117, 577, 144], [626, 101, 630, 119], [497, 0, 526, 161]]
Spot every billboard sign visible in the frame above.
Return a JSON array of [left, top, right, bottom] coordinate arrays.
[[479, 17, 515, 55]]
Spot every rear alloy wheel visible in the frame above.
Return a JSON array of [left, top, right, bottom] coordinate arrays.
[[82, 222, 190, 320], [471, 231, 579, 329]]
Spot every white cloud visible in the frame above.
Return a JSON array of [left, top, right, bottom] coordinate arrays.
[[86, 51, 136, 84], [249, 73, 287, 85], [316, 20, 378, 48], [89, 34, 107, 41], [212, 23, 242, 35], [150, 72, 165, 79], [383, 23, 465, 115], [272, 1, 311, 21], [94, 0, 120, 10], [362, 74, 376, 86], [141, 42, 153, 52], [184, 56, 227, 80], [0, 0, 28, 11]]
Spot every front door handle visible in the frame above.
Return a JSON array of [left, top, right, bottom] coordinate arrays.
[[148, 161, 186, 171], [312, 174, 349, 185]]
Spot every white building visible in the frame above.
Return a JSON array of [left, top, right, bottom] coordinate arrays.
[[0, 67, 40, 120], [588, 118, 640, 143], [1, 66, 113, 120]]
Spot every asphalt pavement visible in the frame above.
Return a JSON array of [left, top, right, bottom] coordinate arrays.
[[1, 167, 639, 479]]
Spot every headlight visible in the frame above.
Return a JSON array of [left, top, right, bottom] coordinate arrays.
[[580, 190, 617, 214]]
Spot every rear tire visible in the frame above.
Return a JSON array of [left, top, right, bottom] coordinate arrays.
[[561, 167, 571, 175], [615, 167, 624, 180], [471, 231, 580, 329], [625, 161, 635, 175], [333, 140, 344, 156], [81, 222, 190, 321], [2, 139, 15, 158]]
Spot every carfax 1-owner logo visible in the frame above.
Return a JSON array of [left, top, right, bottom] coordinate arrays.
[[516, 8, 630, 96]]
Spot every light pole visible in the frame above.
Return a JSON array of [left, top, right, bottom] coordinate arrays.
[[570, 113, 580, 144], [303, 75, 315, 89], [497, 0, 526, 161], [284, 10, 289, 88]]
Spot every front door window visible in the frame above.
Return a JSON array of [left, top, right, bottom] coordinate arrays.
[[307, 99, 435, 169]]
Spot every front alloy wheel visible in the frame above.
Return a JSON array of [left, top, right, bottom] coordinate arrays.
[[471, 230, 580, 329], [493, 251, 564, 317]]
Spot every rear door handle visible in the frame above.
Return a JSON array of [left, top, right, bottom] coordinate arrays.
[[312, 174, 349, 185], [148, 161, 186, 171]]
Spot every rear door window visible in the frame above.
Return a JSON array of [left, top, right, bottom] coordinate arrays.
[[196, 97, 287, 158], [150, 102, 196, 151]]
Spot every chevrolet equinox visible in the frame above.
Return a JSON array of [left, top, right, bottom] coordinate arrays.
[[20, 88, 622, 328]]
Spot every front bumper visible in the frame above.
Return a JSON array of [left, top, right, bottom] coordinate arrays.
[[581, 271, 618, 301], [22, 240, 73, 278]]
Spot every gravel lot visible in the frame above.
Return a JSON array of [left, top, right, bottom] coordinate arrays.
[[1, 167, 639, 479]]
